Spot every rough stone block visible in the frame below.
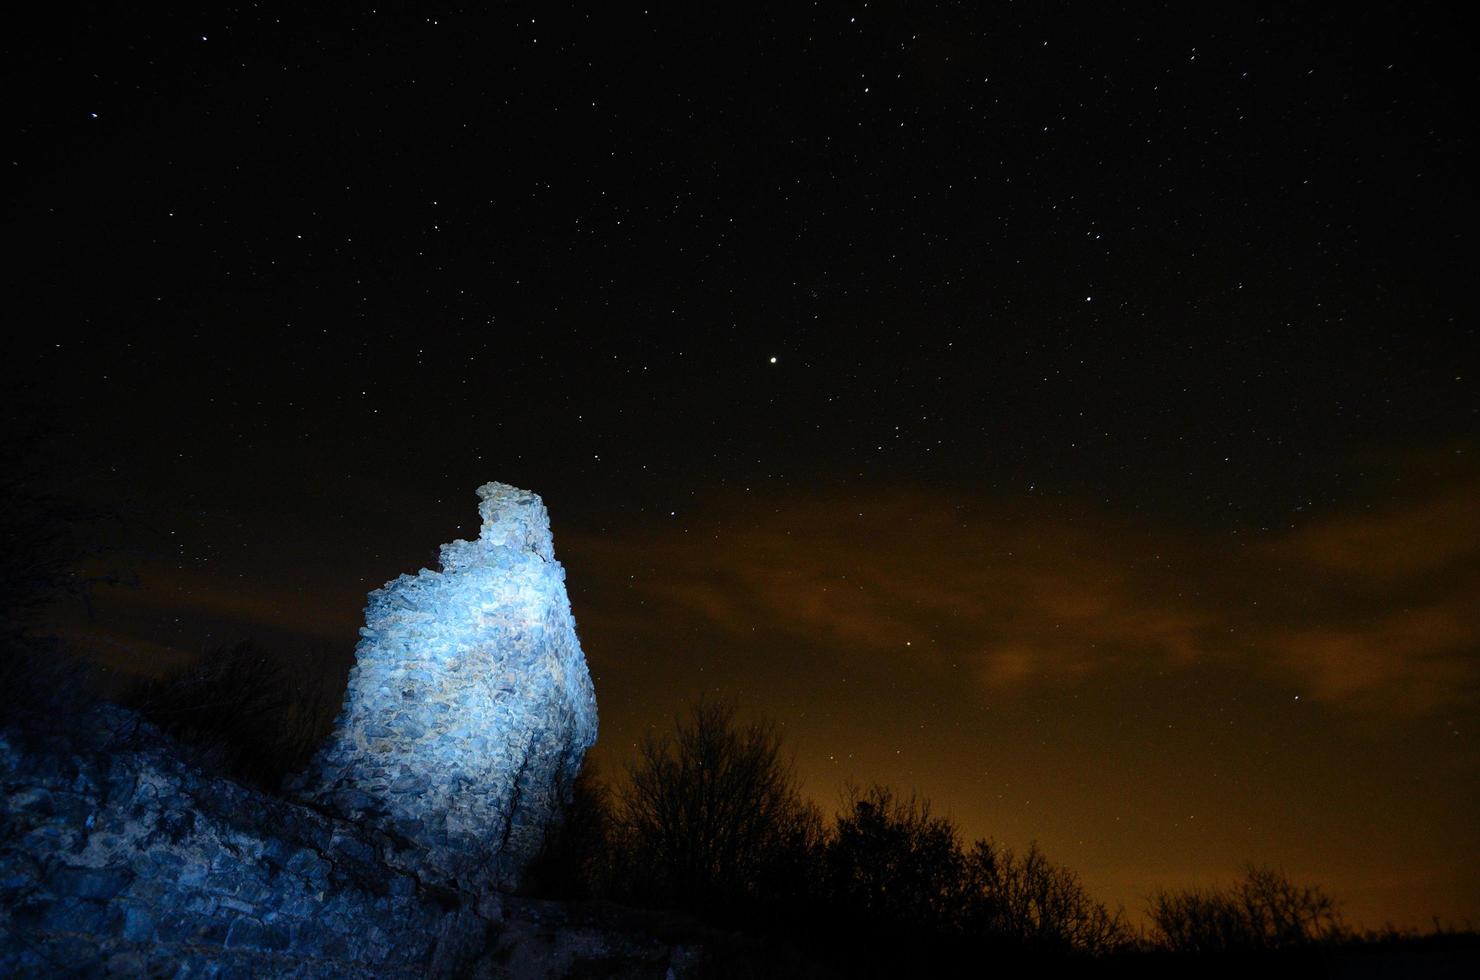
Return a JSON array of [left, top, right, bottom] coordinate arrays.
[[121, 904, 156, 942], [51, 865, 133, 901]]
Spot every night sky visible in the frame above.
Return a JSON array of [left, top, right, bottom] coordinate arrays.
[[9, 4, 1474, 930]]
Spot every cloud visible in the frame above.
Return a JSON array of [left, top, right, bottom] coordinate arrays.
[[1256, 492, 1479, 713], [1267, 593, 1478, 713], [568, 490, 1210, 691], [97, 562, 363, 640], [564, 469, 1479, 716], [1279, 482, 1479, 582]]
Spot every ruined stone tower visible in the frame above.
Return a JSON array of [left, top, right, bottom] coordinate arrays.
[[295, 482, 598, 893]]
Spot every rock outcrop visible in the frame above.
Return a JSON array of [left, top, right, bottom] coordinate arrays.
[[293, 482, 598, 892], [0, 704, 491, 977], [0, 482, 605, 976]]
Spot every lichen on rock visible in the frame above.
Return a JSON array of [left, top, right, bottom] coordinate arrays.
[[293, 482, 598, 893]]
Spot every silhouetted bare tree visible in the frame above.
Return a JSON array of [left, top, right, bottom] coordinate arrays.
[[1148, 864, 1346, 953], [126, 639, 341, 790], [477, 689, 1396, 971], [615, 699, 815, 911]]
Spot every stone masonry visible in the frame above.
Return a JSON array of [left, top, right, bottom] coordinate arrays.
[[293, 482, 599, 893]]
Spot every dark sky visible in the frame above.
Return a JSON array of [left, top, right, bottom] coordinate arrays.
[[8, 3, 1474, 929]]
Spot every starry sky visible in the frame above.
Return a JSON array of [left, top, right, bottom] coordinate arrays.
[[8, 3, 1474, 930]]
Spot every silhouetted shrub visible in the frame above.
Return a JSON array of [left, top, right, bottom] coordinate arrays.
[[0, 439, 89, 636], [823, 785, 965, 934], [520, 760, 615, 900], [0, 635, 97, 729], [0, 425, 119, 725], [961, 839, 1130, 954], [126, 639, 341, 790], [1148, 864, 1346, 953], [819, 785, 1128, 955]]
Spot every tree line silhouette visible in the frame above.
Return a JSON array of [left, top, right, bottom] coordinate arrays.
[[520, 699, 1401, 971]]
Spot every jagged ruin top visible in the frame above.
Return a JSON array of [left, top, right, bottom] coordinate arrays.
[[439, 481, 555, 571]]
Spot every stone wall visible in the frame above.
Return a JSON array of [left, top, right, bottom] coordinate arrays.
[[293, 482, 598, 892]]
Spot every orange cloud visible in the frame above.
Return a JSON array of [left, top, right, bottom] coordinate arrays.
[[568, 490, 1206, 692], [96, 562, 363, 640], [564, 470, 1479, 716], [1281, 483, 1478, 582]]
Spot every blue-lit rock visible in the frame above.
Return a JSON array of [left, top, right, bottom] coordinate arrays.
[[0, 485, 680, 975], [0, 703, 490, 976], [294, 482, 599, 893]]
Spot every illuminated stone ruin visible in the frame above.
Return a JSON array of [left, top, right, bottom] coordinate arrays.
[[295, 482, 598, 893]]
